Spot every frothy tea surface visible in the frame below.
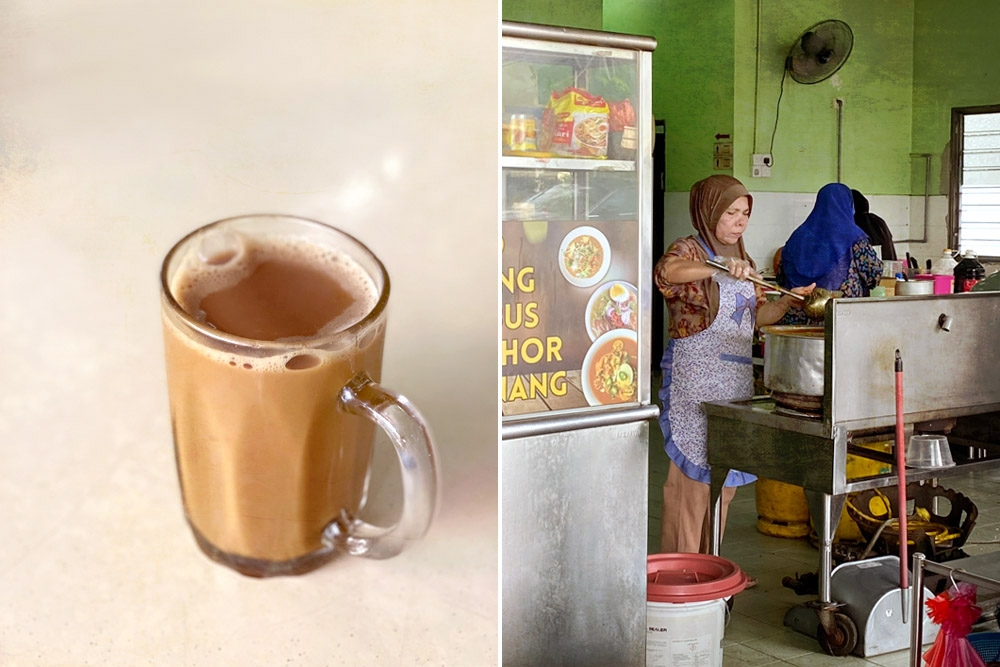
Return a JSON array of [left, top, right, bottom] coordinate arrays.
[[173, 232, 377, 341]]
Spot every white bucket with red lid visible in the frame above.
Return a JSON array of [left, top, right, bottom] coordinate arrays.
[[646, 553, 748, 667]]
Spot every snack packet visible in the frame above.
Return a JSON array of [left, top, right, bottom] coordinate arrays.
[[539, 87, 610, 158]]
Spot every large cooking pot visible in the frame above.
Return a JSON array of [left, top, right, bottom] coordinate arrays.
[[760, 325, 825, 411]]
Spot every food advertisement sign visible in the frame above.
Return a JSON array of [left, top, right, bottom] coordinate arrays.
[[501, 219, 639, 416]]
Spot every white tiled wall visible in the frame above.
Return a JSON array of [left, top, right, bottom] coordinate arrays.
[[659, 190, 957, 338], [662, 190, 949, 273]]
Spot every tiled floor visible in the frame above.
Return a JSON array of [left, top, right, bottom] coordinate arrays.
[[647, 404, 1000, 666]]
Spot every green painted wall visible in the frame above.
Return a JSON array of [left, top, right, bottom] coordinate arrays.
[[912, 0, 1000, 195], [502, 0, 602, 31], [734, 1, 914, 195], [604, 0, 735, 194], [606, 0, 915, 195], [506, 0, 1000, 198]]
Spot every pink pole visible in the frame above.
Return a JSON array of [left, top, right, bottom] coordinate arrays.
[[895, 349, 908, 592]]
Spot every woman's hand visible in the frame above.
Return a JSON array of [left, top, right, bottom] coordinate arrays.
[[758, 282, 817, 326], [784, 283, 816, 309], [716, 256, 754, 281]]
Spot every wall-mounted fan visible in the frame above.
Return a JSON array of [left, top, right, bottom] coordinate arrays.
[[786, 19, 854, 84]]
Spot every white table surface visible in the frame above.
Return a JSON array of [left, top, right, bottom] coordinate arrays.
[[0, 2, 498, 665]]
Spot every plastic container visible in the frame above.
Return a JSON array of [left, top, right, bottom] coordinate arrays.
[[954, 249, 986, 293], [969, 632, 1000, 663], [647, 599, 726, 667], [895, 278, 934, 296], [503, 107, 542, 154], [883, 259, 905, 279], [930, 249, 958, 295], [905, 434, 955, 468], [646, 554, 748, 667], [507, 113, 537, 152]]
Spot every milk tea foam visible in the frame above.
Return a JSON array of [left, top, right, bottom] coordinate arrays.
[[162, 229, 384, 571]]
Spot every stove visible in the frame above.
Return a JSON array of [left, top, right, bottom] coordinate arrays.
[[773, 404, 822, 420]]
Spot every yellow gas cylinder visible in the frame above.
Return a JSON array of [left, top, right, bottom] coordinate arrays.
[[756, 478, 810, 538], [833, 440, 893, 542], [756, 441, 893, 541]]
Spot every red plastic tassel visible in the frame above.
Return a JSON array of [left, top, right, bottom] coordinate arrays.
[[923, 583, 987, 667]]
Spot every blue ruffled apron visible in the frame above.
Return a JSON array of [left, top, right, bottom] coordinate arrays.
[[659, 250, 757, 487]]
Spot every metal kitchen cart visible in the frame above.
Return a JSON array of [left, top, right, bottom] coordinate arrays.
[[704, 291, 1000, 656]]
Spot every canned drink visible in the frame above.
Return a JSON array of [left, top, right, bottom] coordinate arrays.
[[508, 113, 536, 152]]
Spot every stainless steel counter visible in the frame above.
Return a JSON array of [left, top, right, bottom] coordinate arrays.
[[703, 292, 1000, 655]]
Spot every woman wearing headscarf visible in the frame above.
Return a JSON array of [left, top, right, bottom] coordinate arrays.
[[654, 175, 813, 560], [852, 188, 897, 261], [778, 182, 883, 325]]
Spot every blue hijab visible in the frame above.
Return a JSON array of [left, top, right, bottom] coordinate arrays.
[[781, 183, 867, 291]]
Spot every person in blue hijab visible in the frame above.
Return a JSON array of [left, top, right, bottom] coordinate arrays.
[[778, 182, 883, 324]]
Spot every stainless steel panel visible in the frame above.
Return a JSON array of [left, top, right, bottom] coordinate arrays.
[[828, 292, 1000, 427], [502, 421, 649, 667], [703, 412, 842, 492], [502, 404, 659, 440], [703, 399, 1000, 496], [502, 20, 658, 52]]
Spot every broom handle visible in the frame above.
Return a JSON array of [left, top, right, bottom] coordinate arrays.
[[895, 350, 910, 616]]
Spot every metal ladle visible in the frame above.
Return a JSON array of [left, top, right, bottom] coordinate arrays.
[[705, 259, 840, 320]]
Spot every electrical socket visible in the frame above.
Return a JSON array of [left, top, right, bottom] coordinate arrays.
[[751, 153, 772, 178]]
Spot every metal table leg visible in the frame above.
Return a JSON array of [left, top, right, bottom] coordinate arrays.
[[803, 489, 847, 604], [910, 553, 926, 667], [709, 467, 728, 556], [797, 489, 856, 654]]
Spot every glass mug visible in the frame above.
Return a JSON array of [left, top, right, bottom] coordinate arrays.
[[160, 214, 437, 577]]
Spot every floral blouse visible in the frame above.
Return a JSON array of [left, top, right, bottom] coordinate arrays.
[[777, 237, 883, 325], [654, 236, 768, 339]]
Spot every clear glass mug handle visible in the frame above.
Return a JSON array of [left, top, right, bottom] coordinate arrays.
[[321, 372, 438, 559]]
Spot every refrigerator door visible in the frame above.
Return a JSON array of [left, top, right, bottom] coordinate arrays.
[[502, 419, 649, 666]]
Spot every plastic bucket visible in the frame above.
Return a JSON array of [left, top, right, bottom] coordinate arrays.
[[647, 599, 726, 666], [646, 554, 748, 667], [932, 273, 954, 294]]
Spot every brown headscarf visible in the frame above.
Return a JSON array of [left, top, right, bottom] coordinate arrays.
[[687, 175, 755, 327]]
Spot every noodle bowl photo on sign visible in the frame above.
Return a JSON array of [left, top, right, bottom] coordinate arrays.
[[573, 115, 609, 157], [585, 280, 637, 341], [581, 330, 638, 406], [558, 226, 611, 287]]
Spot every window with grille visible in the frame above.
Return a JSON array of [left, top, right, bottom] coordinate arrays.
[[951, 105, 1000, 259]]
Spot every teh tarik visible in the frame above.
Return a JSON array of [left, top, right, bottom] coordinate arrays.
[[161, 225, 384, 575]]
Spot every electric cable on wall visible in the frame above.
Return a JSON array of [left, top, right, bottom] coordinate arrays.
[[767, 65, 788, 166]]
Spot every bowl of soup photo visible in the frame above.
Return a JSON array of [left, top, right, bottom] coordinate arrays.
[[581, 330, 638, 406], [573, 115, 609, 157], [585, 280, 637, 341], [558, 226, 610, 288]]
